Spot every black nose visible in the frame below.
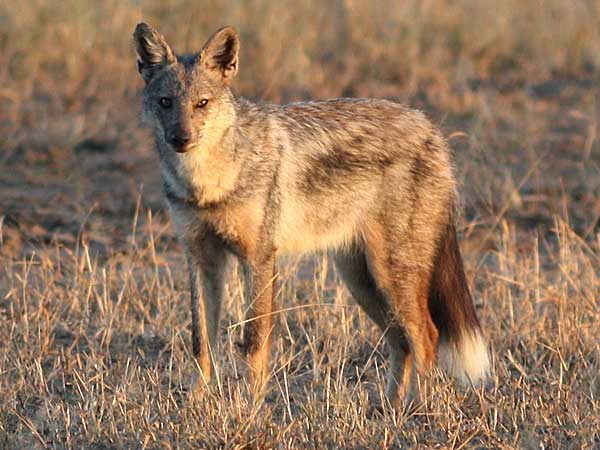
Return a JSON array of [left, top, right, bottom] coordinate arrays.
[[168, 133, 191, 151]]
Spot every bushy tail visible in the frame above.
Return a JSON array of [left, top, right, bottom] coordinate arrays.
[[429, 220, 490, 386]]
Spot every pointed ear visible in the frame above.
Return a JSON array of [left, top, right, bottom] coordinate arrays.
[[133, 23, 176, 83], [200, 26, 239, 84]]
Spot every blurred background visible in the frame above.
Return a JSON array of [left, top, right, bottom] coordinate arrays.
[[0, 2, 599, 447]]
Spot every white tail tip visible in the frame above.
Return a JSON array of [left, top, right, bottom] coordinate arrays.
[[438, 329, 491, 386]]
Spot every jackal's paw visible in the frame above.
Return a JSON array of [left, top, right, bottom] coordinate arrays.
[[367, 404, 386, 419], [235, 338, 250, 356], [188, 368, 212, 398]]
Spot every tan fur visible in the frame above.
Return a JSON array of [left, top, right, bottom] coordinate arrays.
[[133, 23, 491, 407]]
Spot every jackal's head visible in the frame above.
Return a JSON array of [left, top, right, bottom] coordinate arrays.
[[133, 23, 239, 153]]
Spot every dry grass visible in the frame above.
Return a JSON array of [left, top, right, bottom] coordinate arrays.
[[1, 1, 600, 448]]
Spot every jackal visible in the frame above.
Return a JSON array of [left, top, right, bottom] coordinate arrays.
[[133, 23, 490, 406]]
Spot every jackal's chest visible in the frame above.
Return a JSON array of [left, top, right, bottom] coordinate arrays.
[[167, 185, 264, 262], [160, 150, 240, 207]]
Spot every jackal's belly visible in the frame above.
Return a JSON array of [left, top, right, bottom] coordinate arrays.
[[275, 194, 367, 255]]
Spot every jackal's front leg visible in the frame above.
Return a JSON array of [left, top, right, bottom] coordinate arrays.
[[239, 254, 277, 393], [186, 236, 229, 390]]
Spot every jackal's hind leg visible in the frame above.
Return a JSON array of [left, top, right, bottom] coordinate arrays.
[[362, 227, 440, 406], [333, 247, 414, 407]]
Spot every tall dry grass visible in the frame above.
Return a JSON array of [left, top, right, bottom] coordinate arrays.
[[0, 213, 598, 448], [1, 1, 599, 448]]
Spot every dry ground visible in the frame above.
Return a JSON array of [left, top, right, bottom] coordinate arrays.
[[1, 1, 599, 449]]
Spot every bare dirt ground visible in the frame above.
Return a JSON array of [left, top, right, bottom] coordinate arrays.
[[1, 1, 599, 448]]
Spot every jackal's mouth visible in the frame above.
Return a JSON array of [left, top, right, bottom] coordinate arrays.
[[173, 145, 191, 154], [173, 140, 201, 154], [172, 136, 202, 154]]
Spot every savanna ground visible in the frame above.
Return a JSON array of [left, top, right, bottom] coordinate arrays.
[[1, 1, 599, 448]]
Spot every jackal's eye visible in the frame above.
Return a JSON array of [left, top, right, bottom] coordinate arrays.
[[159, 97, 172, 109], [195, 99, 209, 109]]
